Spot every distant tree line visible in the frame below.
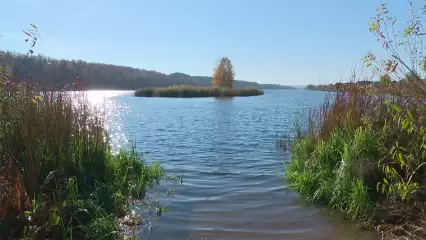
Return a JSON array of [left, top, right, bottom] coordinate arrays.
[[0, 51, 293, 90]]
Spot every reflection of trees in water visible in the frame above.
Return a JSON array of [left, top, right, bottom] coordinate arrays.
[[212, 98, 236, 169], [213, 97, 234, 136], [214, 96, 234, 100]]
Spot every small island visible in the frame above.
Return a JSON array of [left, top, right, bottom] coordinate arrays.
[[135, 57, 264, 98], [135, 85, 263, 98]]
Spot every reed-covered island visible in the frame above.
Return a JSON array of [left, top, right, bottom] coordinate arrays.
[[135, 57, 264, 98], [135, 85, 263, 98]]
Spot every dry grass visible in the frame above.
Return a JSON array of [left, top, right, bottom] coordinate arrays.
[[377, 220, 426, 240], [135, 85, 264, 98], [286, 70, 426, 239], [0, 78, 164, 239]]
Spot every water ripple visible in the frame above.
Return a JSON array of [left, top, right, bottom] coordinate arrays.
[[86, 89, 379, 240]]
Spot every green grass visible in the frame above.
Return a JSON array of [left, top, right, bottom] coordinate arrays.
[[285, 84, 426, 239], [134, 85, 264, 98], [286, 125, 378, 218], [0, 78, 164, 239]]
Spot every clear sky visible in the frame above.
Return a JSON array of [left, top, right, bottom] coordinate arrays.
[[0, 0, 413, 85]]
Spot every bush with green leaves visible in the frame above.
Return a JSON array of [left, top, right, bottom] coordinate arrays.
[[286, 1, 426, 238]]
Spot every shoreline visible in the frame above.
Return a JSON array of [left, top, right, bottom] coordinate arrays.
[[283, 86, 426, 240], [0, 85, 165, 239]]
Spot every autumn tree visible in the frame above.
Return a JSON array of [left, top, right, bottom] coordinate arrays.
[[212, 57, 235, 88]]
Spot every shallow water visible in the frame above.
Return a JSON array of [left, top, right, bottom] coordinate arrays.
[[86, 89, 379, 240]]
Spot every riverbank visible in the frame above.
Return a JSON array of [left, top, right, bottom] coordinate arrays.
[[284, 84, 426, 239], [0, 78, 164, 239], [306, 84, 338, 91], [306, 81, 426, 98], [135, 85, 264, 98]]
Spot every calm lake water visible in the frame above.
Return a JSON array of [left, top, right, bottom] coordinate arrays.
[[86, 89, 379, 240]]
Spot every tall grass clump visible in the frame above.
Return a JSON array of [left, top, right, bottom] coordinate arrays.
[[0, 77, 164, 239], [135, 85, 263, 98], [286, 83, 386, 218], [285, 1, 426, 239], [0, 26, 164, 239]]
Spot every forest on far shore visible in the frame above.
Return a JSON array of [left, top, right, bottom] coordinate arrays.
[[0, 51, 293, 90]]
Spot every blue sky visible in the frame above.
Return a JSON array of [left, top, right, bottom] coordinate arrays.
[[0, 0, 413, 85]]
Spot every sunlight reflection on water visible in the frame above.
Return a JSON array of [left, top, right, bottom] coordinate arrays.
[[81, 90, 133, 153]]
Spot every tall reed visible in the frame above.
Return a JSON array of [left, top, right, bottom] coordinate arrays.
[[286, 70, 426, 239], [135, 85, 263, 98], [0, 77, 164, 239]]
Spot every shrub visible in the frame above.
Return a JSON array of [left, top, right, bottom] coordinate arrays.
[[286, 1, 426, 238]]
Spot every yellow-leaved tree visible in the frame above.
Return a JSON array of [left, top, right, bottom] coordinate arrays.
[[212, 57, 235, 89]]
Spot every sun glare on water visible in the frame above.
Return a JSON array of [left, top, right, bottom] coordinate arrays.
[[78, 90, 133, 153]]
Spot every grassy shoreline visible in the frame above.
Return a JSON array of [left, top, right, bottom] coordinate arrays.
[[306, 82, 426, 98], [0, 79, 164, 239], [135, 85, 264, 98], [283, 83, 426, 239]]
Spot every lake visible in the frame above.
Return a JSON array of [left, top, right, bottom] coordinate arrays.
[[85, 89, 379, 240]]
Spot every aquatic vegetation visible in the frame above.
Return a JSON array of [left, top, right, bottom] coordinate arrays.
[[0, 26, 164, 239], [286, 1, 426, 238], [135, 85, 263, 98], [286, 84, 426, 238], [0, 82, 165, 239], [136, 57, 263, 98]]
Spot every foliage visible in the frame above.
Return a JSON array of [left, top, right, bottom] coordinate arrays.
[[286, 90, 384, 220], [1, 52, 289, 90], [135, 85, 263, 98], [377, 101, 425, 202], [364, 0, 426, 96], [0, 27, 164, 239], [287, 1, 426, 238], [287, 79, 426, 224], [365, 0, 426, 208], [212, 57, 235, 89], [0, 82, 165, 239]]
